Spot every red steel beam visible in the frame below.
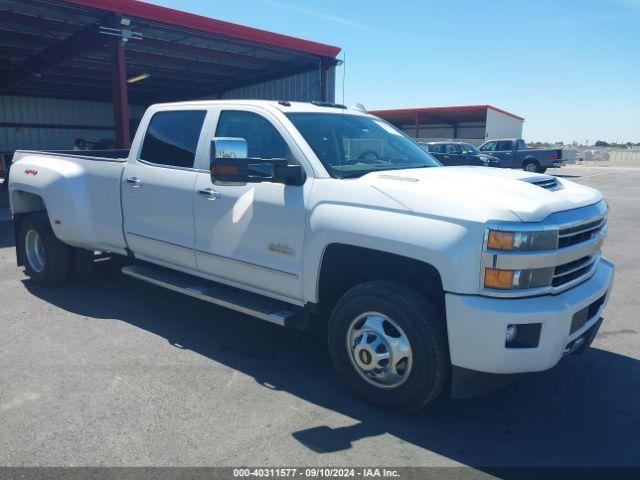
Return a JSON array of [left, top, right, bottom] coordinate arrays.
[[110, 36, 130, 148]]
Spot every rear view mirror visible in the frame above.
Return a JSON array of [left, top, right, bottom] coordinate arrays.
[[211, 157, 305, 186], [210, 137, 304, 186], [211, 137, 248, 159]]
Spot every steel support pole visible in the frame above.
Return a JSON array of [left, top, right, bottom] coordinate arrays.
[[110, 36, 130, 148]]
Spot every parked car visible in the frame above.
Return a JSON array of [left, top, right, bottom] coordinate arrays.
[[419, 141, 500, 167], [479, 138, 564, 173], [8, 100, 613, 411]]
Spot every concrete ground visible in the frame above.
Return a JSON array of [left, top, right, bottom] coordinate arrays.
[[0, 166, 638, 468]]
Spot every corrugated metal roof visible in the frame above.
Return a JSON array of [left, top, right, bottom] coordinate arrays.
[[371, 105, 525, 122], [0, 0, 339, 103], [64, 0, 341, 58]]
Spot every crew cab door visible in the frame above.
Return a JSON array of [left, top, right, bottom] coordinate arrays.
[[481, 140, 514, 167], [442, 143, 465, 165], [426, 144, 447, 164], [193, 107, 311, 302], [122, 108, 208, 270]]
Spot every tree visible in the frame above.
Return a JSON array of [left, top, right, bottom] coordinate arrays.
[[595, 140, 609, 147]]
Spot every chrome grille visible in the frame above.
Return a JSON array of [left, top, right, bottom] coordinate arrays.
[[481, 200, 608, 298], [552, 254, 599, 287], [558, 217, 606, 248]]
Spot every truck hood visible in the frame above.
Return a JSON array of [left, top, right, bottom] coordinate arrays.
[[360, 166, 603, 223]]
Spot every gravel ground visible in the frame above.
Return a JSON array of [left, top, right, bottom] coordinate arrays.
[[0, 166, 638, 469]]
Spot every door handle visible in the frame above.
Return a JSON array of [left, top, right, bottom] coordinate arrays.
[[126, 177, 142, 187], [198, 187, 221, 200]]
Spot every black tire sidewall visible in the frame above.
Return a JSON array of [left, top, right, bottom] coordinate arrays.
[[328, 282, 448, 411], [19, 213, 69, 284]]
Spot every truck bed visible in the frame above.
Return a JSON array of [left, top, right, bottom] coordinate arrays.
[[10, 149, 129, 255]]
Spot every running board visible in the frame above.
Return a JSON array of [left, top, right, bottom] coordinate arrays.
[[121, 264, 302, 328]]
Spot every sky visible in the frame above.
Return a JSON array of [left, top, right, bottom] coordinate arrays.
[[154, 0, 640, 144]]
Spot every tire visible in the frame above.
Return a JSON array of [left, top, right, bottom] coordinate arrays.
[[18, 212, 70, 285], [523, 160, 542, 173], [538, 167, 547, 173], [328, 280, 449, 412]]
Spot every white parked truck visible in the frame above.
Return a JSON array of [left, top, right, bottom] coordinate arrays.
[[8, 100, 614, 411]]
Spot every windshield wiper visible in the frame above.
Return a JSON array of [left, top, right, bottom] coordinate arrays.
[[337, 164, 433, 179]]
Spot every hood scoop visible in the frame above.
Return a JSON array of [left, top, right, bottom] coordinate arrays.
[[522, 175, 563, 191]]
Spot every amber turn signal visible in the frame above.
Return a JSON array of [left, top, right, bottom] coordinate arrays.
[[484, 268, 515, 289], [487, 231, 515, 250]]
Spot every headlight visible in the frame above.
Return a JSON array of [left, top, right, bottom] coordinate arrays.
[[484, 267, 554, 290], [487, 230, 557, 251]]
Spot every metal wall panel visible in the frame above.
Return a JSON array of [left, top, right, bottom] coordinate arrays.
[[0, 95, 146, 152], [485, 108, 524, 140], [221, 68, 335, 102], [1, 67, 337, 152]]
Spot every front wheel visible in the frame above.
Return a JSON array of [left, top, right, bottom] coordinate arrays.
[[18, 213, 70, 285], [328, 281, 449, 411]]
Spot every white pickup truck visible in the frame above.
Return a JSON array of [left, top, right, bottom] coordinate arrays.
[[8, 100, 614, 411]]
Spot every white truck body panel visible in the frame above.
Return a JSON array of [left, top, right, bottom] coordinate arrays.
[[10, 151, 127, 254], [8, 100, 614, 385]]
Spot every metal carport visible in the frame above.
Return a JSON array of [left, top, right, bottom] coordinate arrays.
[[371, 105, 524, 146], [0, 0, 341, 149]]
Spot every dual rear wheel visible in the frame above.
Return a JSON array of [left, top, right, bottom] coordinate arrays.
[[18, 213, 92, 285]]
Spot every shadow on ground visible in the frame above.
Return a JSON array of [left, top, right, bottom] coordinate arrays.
[[16, 247, 640, 469]]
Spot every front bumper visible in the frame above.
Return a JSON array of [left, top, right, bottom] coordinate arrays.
[[445, 257, 614, 378]]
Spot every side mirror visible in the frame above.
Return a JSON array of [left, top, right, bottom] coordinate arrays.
[[211, 137, 248, 159], [210, 137, 305, 186]]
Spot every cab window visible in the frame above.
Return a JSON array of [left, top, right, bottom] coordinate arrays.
[[480, 141, 497, 151], [496, 140, 513, 151], [140, 110, 206, 168], [445, 144, 459, 154], [215, 110, 291, 160]]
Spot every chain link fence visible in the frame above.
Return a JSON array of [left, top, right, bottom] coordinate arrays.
[[563, 146, 640, 167]]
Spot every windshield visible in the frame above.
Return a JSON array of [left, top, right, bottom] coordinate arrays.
[[285, 113, 440, 178], [459, 143, 481, 154]]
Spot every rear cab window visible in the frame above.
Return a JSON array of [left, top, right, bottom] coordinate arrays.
[[140, 110, 207, 168]]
